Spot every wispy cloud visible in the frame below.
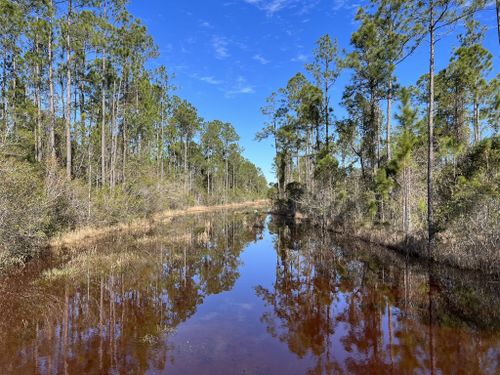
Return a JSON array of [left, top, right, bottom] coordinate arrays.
[[253, 54, 270, 65], [224, 76, 256, 97], [160, 43, 173, 54], [333, 0, 361, 13], [244, 0, 320, 15], [234, 86, 255, 94], [296, 0, 320, 15], [291, 53, 308, 63], [211, 36, 230, 59], [200, 20, 213, 28], [244, 0, 291, 16], [191, 73, 223, 85]]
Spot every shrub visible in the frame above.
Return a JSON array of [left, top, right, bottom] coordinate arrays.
[[0, 158, 50, 266]]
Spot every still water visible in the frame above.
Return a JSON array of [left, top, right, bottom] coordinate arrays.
[[0, 211, 499, 374]]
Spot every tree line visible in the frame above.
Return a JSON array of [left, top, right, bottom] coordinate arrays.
[[258, 0, 499, 271], [0, 0, 267, 267]]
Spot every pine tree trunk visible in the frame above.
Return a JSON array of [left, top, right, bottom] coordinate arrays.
[[427, 1, 435, 254], [100, 0, 108, 185], [369, 91, 377, 177], [65, 0, 72, 179], [122, 114, 127, 183], [160, 102, 164, 181], [473, 94, 480, 144], [315, 120, 320, 152], [225, 151, 229, 202], [48, 26, 56, 160], [88, 140, 92, 222], [101, 47, 106, 186], [110, 80, 117, 187], [325, 86, 329, 148], [403, 165, 411, 242], [35, 82, 42, 161], [35, 40, 42, 162], [305, 129, 310, 191], [12, 54, 17, 141], [184, 137, 188, 193], [496, 0, 500, 44], [387, 80, 392, 161], [376, 105, 381, 169]]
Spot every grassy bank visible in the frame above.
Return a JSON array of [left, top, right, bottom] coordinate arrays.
[[50, 199, 270, 249], [329, 224, 499, 275], [0, 173, 267, 272], [275, 208, 500, 275]]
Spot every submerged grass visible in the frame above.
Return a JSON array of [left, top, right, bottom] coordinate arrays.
[[41, 248, 151, 281]]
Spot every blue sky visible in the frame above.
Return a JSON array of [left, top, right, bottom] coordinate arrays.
[[128, 0, 499, 182]]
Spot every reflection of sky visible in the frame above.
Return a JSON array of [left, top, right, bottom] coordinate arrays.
[[175, 220, 276, 332], [168, 222, 314, 374], [163, 216, 498, 375], [163, 219, 388, 374], [2, 213, 498, 374]]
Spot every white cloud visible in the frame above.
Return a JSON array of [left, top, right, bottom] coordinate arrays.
[[333, 0, 361, 13], [244, 0, 291, 16], [244, 0, 320, 15], [291, 53, 308, 62], [297, 0, 320, 14], [333, 0, 346, 10], [224, 76, 256, 96], [236, 87, 255, 94], [192, 74, 223, 85], [211, 36, 230, 59], [202, 76, 222, 85], [253, 54, 270, 65]]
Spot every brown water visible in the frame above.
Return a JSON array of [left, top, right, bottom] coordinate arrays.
[[0, 212, 499, 375]]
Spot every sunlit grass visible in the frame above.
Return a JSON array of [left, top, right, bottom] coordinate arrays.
[[50, 200, 270, 249]]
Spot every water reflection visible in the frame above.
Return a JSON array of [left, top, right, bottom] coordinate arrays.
[[0, 212, 498, 375], [257, 216, 500, 375], [0, 212, 266, 374]]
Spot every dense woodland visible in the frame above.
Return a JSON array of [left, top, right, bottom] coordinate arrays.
[[258, 0, 499, 271], [0, 0, 267, 267], [0, 0, 499, 273]]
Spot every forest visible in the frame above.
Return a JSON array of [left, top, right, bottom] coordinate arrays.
[[0, 0, 268, 268], [0, 0, 499, 274], [258, 0, 499, 272], [0, 1, 499, 373]]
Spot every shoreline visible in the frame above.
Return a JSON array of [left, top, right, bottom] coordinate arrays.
[[271, 210, 499, 276], [50, 199, 270, 249]]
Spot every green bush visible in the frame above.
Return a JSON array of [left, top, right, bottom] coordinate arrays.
[[0, 158, 50, 266]]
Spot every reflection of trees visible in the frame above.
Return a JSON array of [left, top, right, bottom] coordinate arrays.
[[256, 219, 342, 374], [0, 212, 266, 374], [257, 216, 500, 375], [0, 213, 498, 374]]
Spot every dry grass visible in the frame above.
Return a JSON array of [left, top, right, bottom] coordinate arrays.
[[50, 200, 270, 248], [327, 222, 499, 274], [40, 247, 162, 282]]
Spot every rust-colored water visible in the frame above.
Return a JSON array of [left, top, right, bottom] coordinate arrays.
[[0, 213, 499, 374]]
